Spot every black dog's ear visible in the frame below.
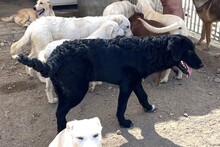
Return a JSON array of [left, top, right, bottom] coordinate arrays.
[[167, 37, 183, 61]]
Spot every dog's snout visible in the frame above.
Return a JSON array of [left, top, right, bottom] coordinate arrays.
[[33, 7, 36, 10], [199, 63, 204, 68]]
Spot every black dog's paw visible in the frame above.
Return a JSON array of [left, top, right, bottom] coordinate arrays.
[[119, 119, 134, 128], [12, 54, 26, 62], [12, 54, 20, 60], [144, 104, 157, 112]]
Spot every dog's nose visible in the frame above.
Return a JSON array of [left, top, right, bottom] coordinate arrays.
[[33, 7, 36, 10], [199, 63, 204, 68]]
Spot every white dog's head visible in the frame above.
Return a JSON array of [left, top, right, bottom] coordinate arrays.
[[66, 117, 102, 147], [87, 20, 125, 39], [33, 0, 53, 16], [109, 14, 133, 37]]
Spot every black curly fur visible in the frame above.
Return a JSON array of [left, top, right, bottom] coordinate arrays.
[[16, 35, 203, 132], [17, 54, 51, 77]]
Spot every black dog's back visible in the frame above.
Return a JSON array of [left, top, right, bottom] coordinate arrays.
[[46, 36, 171, 83]]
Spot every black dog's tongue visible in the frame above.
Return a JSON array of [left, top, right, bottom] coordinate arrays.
[[184, 62, 192, 78], [178, 61, 193, 77]]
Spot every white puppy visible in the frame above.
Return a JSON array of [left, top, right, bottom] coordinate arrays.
[[38, 21, 125, 103], [103, 0, 137, 18], [11, 14, 132, 77], [49, 117, 102, 147]]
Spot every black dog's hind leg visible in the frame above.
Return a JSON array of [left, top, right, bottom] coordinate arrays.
[[133, 82, 156, 112], [54, 80, 89, 133], [116, 85, 134, 128]]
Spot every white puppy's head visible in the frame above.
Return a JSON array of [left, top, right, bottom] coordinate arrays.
[[34, 0, 53, 16], [109, 14, 133, 37], [86, 20, 125, 39], [66, 117, 102, 147]]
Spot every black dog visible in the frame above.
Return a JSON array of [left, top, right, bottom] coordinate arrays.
[[16, 35, 203, 132]]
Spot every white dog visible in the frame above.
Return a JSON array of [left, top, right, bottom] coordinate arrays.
[[103, 0, 137, 18], [49, 117, 102, 147], [136, 0, 189, 83], [37, 21, 125, 103], [0, 0, 55, 27], [11, 14, 132, 77]]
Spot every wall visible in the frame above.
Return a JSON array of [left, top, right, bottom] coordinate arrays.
[[77, 0, 118, 17]]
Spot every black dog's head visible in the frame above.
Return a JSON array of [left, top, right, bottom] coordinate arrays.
[[167, 35, 203, 75]]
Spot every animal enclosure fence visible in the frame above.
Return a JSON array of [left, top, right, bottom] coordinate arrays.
[[128, 0, 220, 43]]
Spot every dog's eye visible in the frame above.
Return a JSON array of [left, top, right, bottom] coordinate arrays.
[[93, 134, 99, 138], [40, 2, 43, 4], [188, 50, 193, 54], [126, 26, 129, 29], [76, 137, 84, 140]]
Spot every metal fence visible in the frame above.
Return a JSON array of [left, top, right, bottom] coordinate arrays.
[[128, 0, 220, 42]]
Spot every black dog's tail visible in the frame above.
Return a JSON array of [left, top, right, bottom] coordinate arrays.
[[15, 54, 51, 78]]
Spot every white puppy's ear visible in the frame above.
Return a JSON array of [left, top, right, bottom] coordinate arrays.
[[92, 117, 102, 129], [106, 25, 114, 38], [66, 121, 75, 132], [48, 2, 53, 9]]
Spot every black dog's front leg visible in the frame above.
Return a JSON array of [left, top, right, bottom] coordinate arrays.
[[116, 86, 133, 128], [133, 83, 156, 112]]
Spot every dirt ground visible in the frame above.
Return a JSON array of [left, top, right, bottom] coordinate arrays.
[[0, 23, 220, 147]]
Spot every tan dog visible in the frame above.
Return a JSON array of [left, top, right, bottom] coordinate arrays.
[[193, 0, 220, 50], [49, 117, 102, 147], [0, 0, 55, 27]]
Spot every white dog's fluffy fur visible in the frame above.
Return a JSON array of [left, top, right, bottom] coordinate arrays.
[[103, 0, 137, 18], [49, 117, 102, 147], [10, 14, 132, 76], [37, 21, 126, 103], [136, 0, 188, 83]]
